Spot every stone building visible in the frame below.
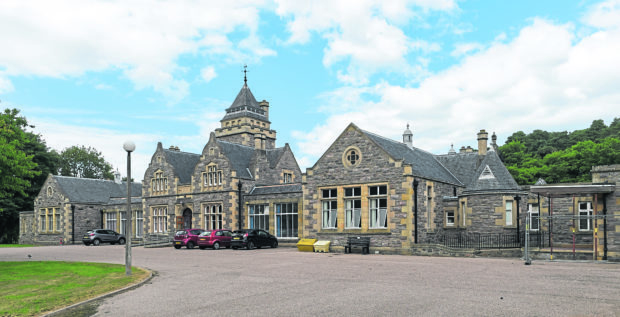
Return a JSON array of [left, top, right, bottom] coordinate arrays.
[[141, 80, 303, 243], [19, 173, 142, 245], [301, 123, 523, 254]]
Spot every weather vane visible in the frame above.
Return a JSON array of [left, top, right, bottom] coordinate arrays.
[[243, 65, 248, 84]]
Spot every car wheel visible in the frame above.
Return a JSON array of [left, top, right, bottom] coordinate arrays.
[[93, 239, 101, 246], [213, 242, 220, 250], [118, 238, 126, 245], [271, 240, 278, 248], [174, 245, 181, 249], [187, 241, 195, 249], [246, 241, 254, 250]]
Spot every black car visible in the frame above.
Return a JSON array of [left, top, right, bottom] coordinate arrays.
[[231, 229, 278, 250], [82, 229, 126, 246]]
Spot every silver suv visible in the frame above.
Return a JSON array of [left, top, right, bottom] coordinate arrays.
[[82, 229, 126, 246]]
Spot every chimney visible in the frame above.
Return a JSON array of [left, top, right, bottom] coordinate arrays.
[[254, 133, 265, 150], [477, 129, 488, 155], [403, 124, 413, 148], [259, 100, 269, 120], [460, 146, 467, 153]]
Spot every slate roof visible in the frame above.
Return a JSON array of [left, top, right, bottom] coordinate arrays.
[[360, 129, 463, 186], [217, 140, 256, 179], [435, 153, 482, 187], [248, 183, 302, 195], [163, 149, 201, 185], [54, 175, 141, 204], [465, 151, 521, 192], [221, 83, 269, 122], [266, 147, 285, 168]]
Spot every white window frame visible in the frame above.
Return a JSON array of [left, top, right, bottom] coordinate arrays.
[[505, 200, 513, 226], [322, 189, 338, 229], [276, 203, 298, 238], [204, 204, 223, 230], [54, 208, 60, 232], [135, 210, 144, 238], [579, 202, 592, 231], [369, 185, 388, 229], [249, 204, 269, 231], [153, 207, 167, 233], [528, 203, 539, 231], [106, 212, 117, 231], [446, 210, 455, 226], [344, 187, 361, 229], [461, 201, 466, 227]]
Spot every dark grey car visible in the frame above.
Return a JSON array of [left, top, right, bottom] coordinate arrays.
[[82, 229, 126, 246]]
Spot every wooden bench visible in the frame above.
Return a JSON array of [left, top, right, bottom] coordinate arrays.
[[344, 236, 370, 254]]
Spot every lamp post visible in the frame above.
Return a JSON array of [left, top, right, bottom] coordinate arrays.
[[123, 141, 135, 276]]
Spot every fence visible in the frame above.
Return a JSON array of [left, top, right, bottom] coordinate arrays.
[[440, 231, 549, 250]]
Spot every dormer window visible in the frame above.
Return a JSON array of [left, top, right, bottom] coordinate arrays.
[[284, 172, 293, 183], [479, 165, 495, 180], [152, 171, 168, 194], [203, 165, 222, 187]]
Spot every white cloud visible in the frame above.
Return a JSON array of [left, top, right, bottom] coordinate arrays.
[[275, 0, 456, 85], [294, 16, 620, 170], [0, 73, 14, 94], [200, 66, 217, 83], [583, 0, 620, 29], [451, 42, 484, 57], [0, 0, 270, 101]]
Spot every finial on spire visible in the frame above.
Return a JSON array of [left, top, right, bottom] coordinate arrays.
[[243, 65, 248, 85], [406, 123, 409, 129]]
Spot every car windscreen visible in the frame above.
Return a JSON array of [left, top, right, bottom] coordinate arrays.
[[175, 231, 187, 236], [201, 231, 212, 236]]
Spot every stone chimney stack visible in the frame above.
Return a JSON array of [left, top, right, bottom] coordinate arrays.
[[477, 129, 488, 155], [259, 100, 269, 120]]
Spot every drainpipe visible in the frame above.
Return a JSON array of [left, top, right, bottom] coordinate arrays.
[[413, 179, 419, 244], [603, 193, 608, 260], [238, 181, 243, 230], [71, 205, 75, 244]]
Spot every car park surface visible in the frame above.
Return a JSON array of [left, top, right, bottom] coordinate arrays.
[[1, 246, 619, 316]]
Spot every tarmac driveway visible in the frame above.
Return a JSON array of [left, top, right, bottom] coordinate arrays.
[[1, 245, 619, 316]]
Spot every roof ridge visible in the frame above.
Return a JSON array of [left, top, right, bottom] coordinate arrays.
[[217, 140, 256, 150], [163, 149, 200, 156]]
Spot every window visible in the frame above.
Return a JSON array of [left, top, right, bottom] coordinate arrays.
[[505, 201, 513, 226], [54, 209, 60, 231], [249, 204, 269, 231], [344, 149, 360, 166], [106, 212, 117, 231], [322, 189, 338, 229], [276, 203, 298, 238], [461, 201, 466, 227], [426, 186, 433, 229], [204, 165, 222, 187], [345, 187, 361, 229], [46, 186, 53, 197], [40, 212, 46, 232], [135, 211, 144, 238], [152, 172, 167, 194], [153, 207, 168, 233], [446, 210, 455, 226], [369, 185, 387, 228], [204, 204, 223, 230], [283, 172, 293, 183], [120, 212, 127, 235], [579, 202, 592, 231], [528, 204, 539, 231]]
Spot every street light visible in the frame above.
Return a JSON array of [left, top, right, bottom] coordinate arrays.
[[123, 141, 135, 276]]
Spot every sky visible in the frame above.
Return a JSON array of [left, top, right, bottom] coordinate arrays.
[[1, 0, 619, 182]]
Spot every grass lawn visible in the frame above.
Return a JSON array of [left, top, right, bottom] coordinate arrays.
[[0, 244, 37, 248], [0, 261, 149, 316]]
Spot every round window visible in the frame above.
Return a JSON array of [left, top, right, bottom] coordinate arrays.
[[343, 147, 362, 167]]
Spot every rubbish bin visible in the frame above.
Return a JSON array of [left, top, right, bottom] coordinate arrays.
[[296, 239, 317, 252], [313, 240, 331, 253]]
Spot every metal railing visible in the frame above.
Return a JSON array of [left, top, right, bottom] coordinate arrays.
[[439, 232, 521, 250]]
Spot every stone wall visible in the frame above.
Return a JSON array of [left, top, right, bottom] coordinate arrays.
[[18, 211, 34, 244]]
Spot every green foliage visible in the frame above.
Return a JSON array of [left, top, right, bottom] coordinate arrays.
[[59, 145, 114, 180], [500, 118, 620, 185]]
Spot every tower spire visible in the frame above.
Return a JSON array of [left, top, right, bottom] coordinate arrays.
[[243, 65, 248, 85]]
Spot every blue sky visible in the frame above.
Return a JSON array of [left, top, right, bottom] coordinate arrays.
[[1, 0, 619, 181]]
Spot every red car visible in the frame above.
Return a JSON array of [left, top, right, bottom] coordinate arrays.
[[173, 228, 205, 249], [197, 229, 233, 250]]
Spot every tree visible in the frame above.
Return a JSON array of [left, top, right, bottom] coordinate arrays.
[[0, 108, 41, 243], [59, 145, 114, 180]]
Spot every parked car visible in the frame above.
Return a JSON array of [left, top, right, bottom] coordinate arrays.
[[173, 228, 205, 249], [230, 229, 278, 250], [82, 229, 126, 246], [197, 229, 233, 250]]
